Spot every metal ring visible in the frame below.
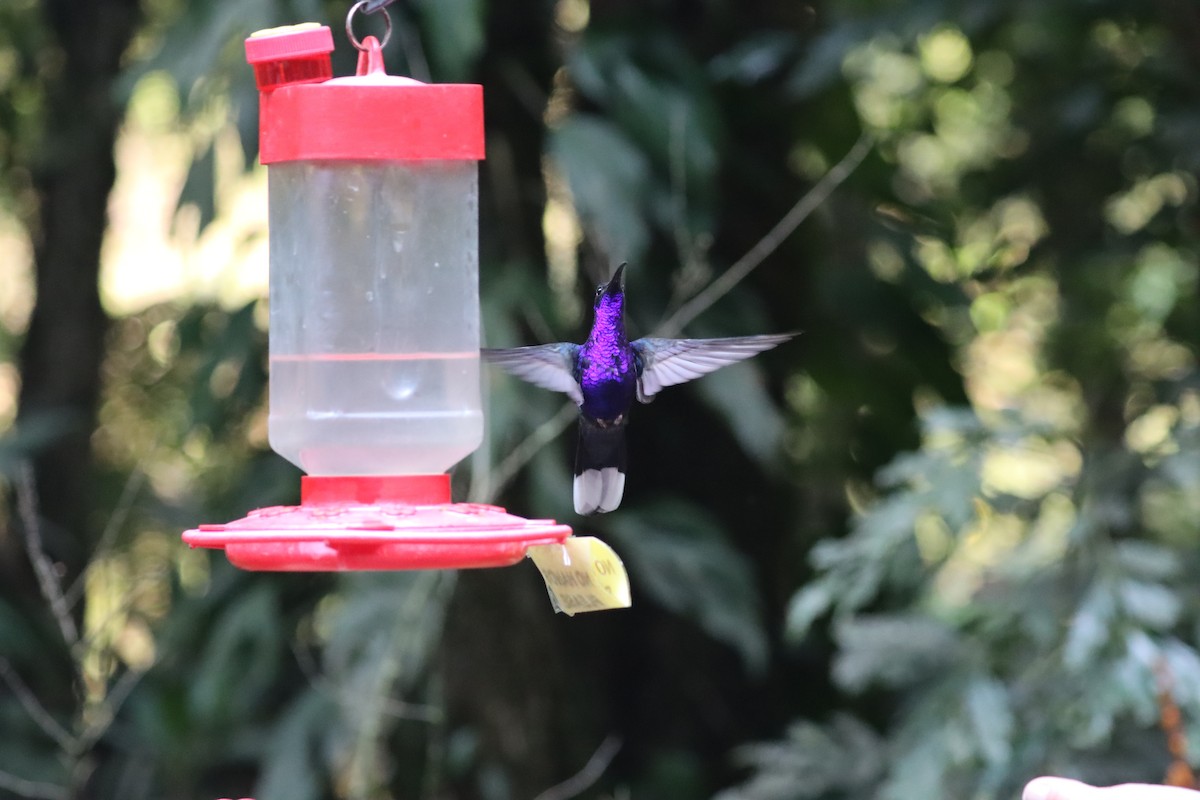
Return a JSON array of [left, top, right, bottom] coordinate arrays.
[[345, 0, 393, 51]]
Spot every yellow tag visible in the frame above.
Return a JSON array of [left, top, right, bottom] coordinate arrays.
[[527, 537, 631, 615]]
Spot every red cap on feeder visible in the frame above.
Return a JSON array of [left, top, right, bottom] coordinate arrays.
[[245, 24, 334, 91], [182, 12, 573, 571]]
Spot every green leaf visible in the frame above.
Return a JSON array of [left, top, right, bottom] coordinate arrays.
[[852, 492, 925, 557], [257, 691, 335, 800], [569, 34, 721, 186], [880, 730, 948, 800], [604, 500, 768, 674], [1114, 540, 1180, 581], [718, 714, 883, 800], [784, 580, 834, 641], [785, 23, 866, 99], [0, 408, 85, 475], [189, 584, 283, 721], [322, 572, 450, 698], [1118, 579, 1180, 630], [0, 600, 43, 659], [414, 0, 485, 81], [1161, 639, 1200, 709], [1162, 449, 1200, 490], [965, 677, 1012, 766], [127, 0, 273, 103], [548, 115, 652, 264], [832, 613, 958, 692], [1063, 583, 1115, 670], [176, 142, 215, 233], [709, 33, 800, 85], [694, 360, 786, 467], [230, 77, 260, 164]]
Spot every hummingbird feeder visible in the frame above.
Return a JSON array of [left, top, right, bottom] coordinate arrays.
[[182, 8, 572, 571]]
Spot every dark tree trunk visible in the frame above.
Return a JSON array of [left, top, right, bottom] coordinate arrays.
[[14, 0, 138, 594], [9, 2, 139, 797]]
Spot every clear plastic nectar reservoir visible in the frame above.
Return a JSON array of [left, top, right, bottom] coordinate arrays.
[[267, 160, 482, 475], [247, 25, 486, 476]]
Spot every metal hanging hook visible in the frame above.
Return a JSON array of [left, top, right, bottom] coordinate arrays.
[[360, 0, 400, 12], [346, 0, 393, 51]]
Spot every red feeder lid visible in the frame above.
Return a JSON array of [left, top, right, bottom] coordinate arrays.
[[245, 24, 334, 91], [250, 33, 484, 163], [182, 476, 572, 571], [246, 23, 334, 64]]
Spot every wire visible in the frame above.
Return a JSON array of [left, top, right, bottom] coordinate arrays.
[[360, 0, 398, 13]]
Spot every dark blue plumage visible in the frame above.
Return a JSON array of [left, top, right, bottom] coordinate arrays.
[[483, 263, 795, 514]]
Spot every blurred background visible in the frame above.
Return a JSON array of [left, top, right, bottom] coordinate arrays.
[[3, 0, 1200, 798]]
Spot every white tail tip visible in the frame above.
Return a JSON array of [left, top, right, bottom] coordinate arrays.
[[573, 468, 626, 514]]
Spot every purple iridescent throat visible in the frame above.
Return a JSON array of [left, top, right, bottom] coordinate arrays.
[[579, 291, 636, 421]]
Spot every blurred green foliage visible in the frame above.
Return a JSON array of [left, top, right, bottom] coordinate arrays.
[[1, 0, 1200, 799]]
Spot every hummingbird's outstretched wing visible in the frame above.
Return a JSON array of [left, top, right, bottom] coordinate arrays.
[[481, 343, 583, 405], [631, 333, 796, 403]]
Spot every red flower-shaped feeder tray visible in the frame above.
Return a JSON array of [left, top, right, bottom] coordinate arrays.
[[182, 475, 572, 571]]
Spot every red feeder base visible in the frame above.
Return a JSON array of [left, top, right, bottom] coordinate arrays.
[[182, 475, 572, 571]]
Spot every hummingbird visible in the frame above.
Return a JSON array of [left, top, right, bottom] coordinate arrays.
[[483, 263, 795, 515]]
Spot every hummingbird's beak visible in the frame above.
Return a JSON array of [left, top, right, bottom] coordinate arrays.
[[604, 262, 627, 296]]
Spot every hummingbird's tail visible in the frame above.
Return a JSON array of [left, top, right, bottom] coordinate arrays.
[[574, 418, 627, 514]]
